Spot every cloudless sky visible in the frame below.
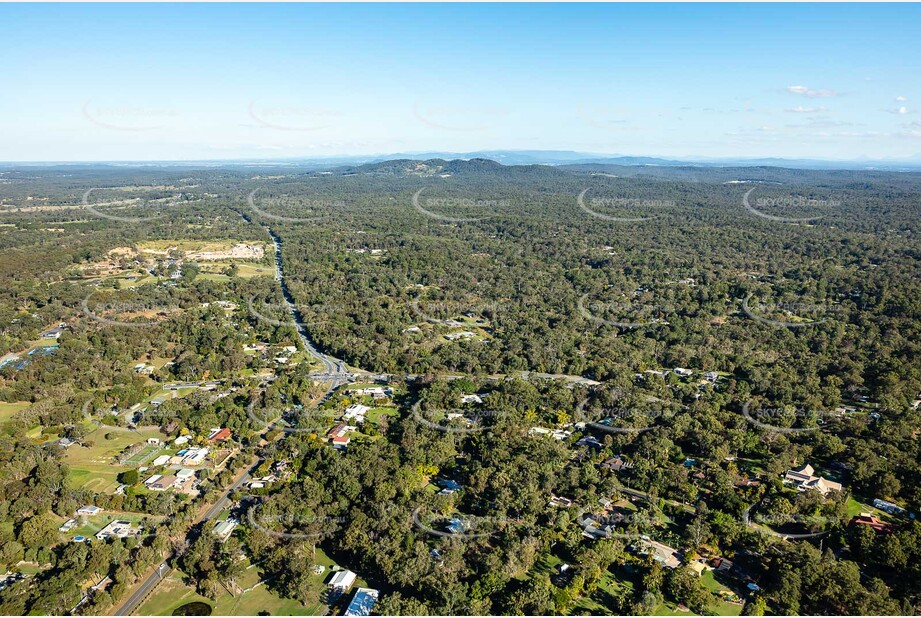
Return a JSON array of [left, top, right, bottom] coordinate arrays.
[[1, 3, 920, 161]]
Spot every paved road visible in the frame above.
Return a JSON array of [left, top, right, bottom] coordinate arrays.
[[113, 460, 259, 616], [266, 228, 350, 390]]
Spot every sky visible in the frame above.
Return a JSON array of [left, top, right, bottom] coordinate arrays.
[[1, 3, 920, 162]]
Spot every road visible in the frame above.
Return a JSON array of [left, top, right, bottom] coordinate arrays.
[[113, 459, 260, 616], [266, 228, 350, 391]]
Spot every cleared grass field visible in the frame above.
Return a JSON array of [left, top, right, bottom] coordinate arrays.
[[135, 552, 342, 616], [0, 401, 30, 425], [62, 510, 164, 541], [198, 261, 275, 278], [65, 426, 164, 494]]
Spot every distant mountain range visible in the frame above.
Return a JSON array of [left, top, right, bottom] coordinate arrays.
[[4, 150, 921, 172], [380, 150, 921, 172]]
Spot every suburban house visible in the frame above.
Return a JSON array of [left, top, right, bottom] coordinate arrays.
[[460, 394, 483, 404], [446, 518, 469, 535], [144, 474, 177, 491], [176, 468, 196, 480], [437, 479, 463, 495], [850, 514, 894, 533], [873, 498, 907, 516], [601, 456, 633, 472], [353, 386, 390, 399], [59, 518, 77, 532], [208, 427, 231, 443], [343, 404, 370, 423], [328, 423, 351, 448], [783, 464, 843, 496], [345, 588, 380, 616], [549, 496, 574, 508], [180, 447, 209, 465], [213, 519, 238, 541], [328, 570, 357, 599], [576, 435, 604, 450], [445, 331, 475, 341], [635, 538, 682, 568], [332, 434, 351, 448], [152, 454, 171, 467], [95, 520, 141, 540], [77, 506, 102, 516], [42, 324, 67, 339], [528, 426, 572, 440]]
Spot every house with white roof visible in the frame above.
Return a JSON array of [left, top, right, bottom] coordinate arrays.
[[343, 404, 370, 423]]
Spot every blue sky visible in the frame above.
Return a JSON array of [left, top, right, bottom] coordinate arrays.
[[2, 3, 920, 162]]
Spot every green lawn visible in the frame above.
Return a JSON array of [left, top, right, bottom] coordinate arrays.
[[0, 401, 30, 425], [65, 426, 164, 494], [63, 510, 163, 541], [135, 548, 351, 616], [365, 406, 398, 425], [197, 261, 275, 279]]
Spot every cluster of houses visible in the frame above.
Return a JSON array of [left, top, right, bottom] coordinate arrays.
[[351, 386, 392, 399], [59, 507, 146, 543], [529, 425, 574, 440], [249, 459, 292, 490], [242, 341, 299, 366], [445, 330, 475, 341], [143, 467, 197, 492], [327, 423, 354, 448]]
